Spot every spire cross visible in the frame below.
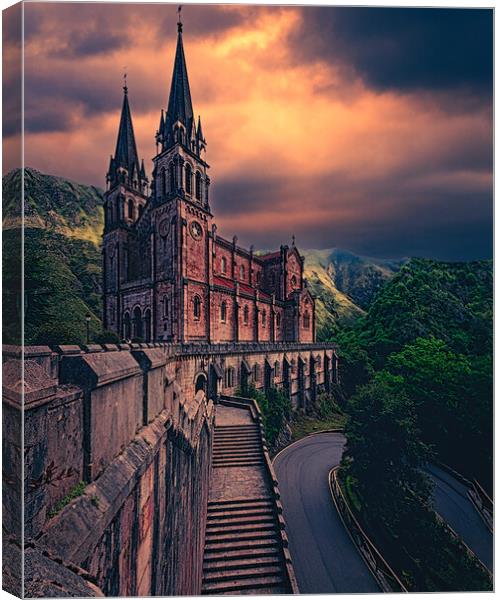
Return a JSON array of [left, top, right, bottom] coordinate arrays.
[[123, 67, 128, 93], [177, 5, 183, 32]]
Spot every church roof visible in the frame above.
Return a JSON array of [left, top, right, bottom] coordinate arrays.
[[166, 22, 194, 131], [114, 86, 141, 176]]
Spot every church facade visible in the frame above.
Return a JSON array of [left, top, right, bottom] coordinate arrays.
[[102, 19, 316, 344]]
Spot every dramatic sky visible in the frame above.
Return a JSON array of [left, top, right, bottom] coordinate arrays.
[[4, 3, 493, 260]]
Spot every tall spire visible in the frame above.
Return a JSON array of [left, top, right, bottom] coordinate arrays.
[[107, 83, 147, 191], [164, 9, 194, 141]]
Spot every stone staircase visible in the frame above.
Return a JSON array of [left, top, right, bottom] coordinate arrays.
[[212, 424, 264, 468], [201, 402, 297, 595]]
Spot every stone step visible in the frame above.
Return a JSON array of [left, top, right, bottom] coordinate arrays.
[[213, 463, 264, 469], [204, 538, 280, 554], [203, 547, 280, 563], [203, 556, 281, 573], [206, 520, 277, 536], [215, 423, 258, 431], [207, 517, 276, 530], [201, 574, 286, 594], [213, 447, 262, 453], [207, 508, 274, 521], [214, 437, 261, 443], [213, 453, 263, 460], [208, 497, 272, 508], [212, 458, 264, 464], [203, 564, 284, 585], [212, 586, 289, 595], [213, 442, 262, 450], [204, 529, 279, 544]]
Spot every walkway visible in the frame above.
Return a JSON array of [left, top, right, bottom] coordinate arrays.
[[202, 403, 295, 595]]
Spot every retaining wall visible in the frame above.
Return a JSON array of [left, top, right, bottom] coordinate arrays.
[[3, 340, 337, 597]]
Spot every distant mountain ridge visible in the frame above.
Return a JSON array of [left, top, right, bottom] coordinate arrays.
[[3, 167, 404, 343], [3, 167, 105, 245]]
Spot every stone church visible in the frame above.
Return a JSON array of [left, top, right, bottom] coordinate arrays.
[[102, 18, 316, 344]]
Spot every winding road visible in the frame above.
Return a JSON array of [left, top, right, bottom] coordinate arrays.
[[274, 432, 492, 593], [273, 433, 380, 593]]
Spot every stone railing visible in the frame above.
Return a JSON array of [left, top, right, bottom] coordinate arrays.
[[329, 466, 408, 593], [219, 394, 300, 594]]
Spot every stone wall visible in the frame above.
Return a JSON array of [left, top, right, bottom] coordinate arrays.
[[3, 339, 337, 597]]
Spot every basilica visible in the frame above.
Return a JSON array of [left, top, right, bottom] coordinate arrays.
[[102, 18, 315, 344]]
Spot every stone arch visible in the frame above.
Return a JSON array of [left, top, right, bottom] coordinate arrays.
[[195, 372, 207, 395], [193, 295, 201, 320], [185, 163, 193, 195]]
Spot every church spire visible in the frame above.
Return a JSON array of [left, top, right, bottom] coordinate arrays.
[[157, 10, 204, 153], [107, 82, 148, 191]]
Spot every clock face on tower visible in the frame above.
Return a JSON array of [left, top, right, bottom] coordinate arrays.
[[190, 220, 203, 240]]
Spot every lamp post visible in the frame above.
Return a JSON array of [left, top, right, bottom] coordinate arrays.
[[85, 314, 91, 344]]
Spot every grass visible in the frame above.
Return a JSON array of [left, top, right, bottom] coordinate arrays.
[[47, 481, 86, 518], [290, 412, 346, 442]]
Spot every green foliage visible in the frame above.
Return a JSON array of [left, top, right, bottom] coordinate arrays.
[[338, 258, 492, 487], [241, 384, 291, 446], [3, 228, 102, 345], [48, 481, 86, 518], [94, 330, 121, 344], [343, 373, 431, 531], [342, 374, 491, 591]]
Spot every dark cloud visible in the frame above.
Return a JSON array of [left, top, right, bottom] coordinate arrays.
[[293, 7, 493, 95]]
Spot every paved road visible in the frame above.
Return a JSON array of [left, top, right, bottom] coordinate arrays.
[[426, 464, 493, 572], [274, 433, 493, 593], [273, 433, 380, 593]]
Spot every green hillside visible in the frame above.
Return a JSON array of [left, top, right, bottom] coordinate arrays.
[[3, 167, 104, 244], [302, 248, 403, 339], [3, 168, 104, 344]]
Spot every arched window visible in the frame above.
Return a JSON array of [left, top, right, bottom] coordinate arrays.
[[224, 367, 235, 388], [185, 164, 192, 195], [275, 361, 280, 379], [303, 311, 310, 329], [163, 295, 169, 318], [221, 256, 227, 274], [253, 364, 260, 383], [243, 305, 249, 325], [291, 275, 297, 287], [123, 312, 131, 340], [256, 271, 261, 285], [128, 199, 134, 220], [240, 265, 245, 280], [262, 310, 266, 326], [195, 171, 202, 200], [133, 306, 143, 340], [161, 168, 166, 195], [193, 296, 201, 320], [176, 127, 183, 145], [276, 312, 281, 328], [144, 309, 151, 342], [221, 301, 227, 323], [169, 162, 175, 193]]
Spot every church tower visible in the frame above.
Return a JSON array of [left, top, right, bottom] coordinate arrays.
[[102, 82, 148, 335], [151, 15, 213, 342]]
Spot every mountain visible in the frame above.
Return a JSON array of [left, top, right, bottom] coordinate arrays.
[[302, 248, 404, 339], [3, 167, 104, 245], [3, 168, 104, 344]]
